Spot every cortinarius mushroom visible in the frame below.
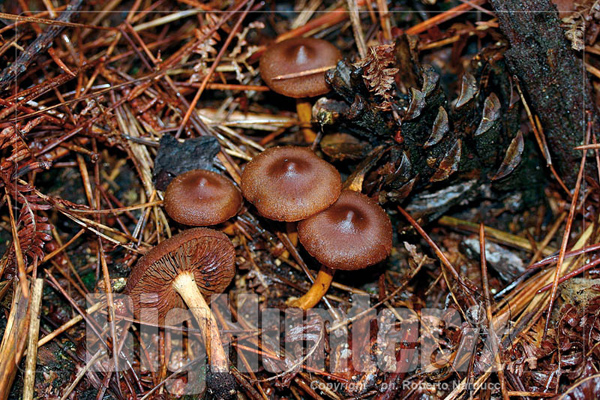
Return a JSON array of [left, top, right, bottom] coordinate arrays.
[[126, 228, 236, 398], [241, 146, 342, 222], [260, 38, 341, 142], [164, 169, 242, 226], [289, 190, 393, 310]]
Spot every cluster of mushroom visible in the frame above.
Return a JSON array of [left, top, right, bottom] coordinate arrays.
[[123, 37, 391, 397], [241, 146, 393, 310], [250, 38, 391, 309]]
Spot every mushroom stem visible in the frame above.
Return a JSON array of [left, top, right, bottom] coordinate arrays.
[[289, 265, 335, 310], [172, 272, 229, 373], [296, 99, 317, 143], [286, 222, 298, 246]]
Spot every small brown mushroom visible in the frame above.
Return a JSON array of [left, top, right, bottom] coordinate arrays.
[[289, 190, 393, 310], [164, 169, 242, 226], [240, 146, 342, 222], [126, 228, 237, 398], [260, 38, 341, 143]]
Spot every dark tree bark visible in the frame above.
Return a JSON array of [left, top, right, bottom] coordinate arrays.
[[489, 0, 597, 187]]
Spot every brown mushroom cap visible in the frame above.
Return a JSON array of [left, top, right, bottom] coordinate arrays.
[[298, 190, 393, 271], [164, 169, 242, 226], [260, 38, 341, 98], [241, 146, 342, 222], [125, 228, 236, 318]]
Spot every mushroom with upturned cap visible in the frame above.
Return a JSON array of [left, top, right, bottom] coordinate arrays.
[[241, 146, 342, 222], [260, 37, 341, 142], [126, 228, 237, 399], [289, 190, 393, 310], [164, 169, 242, 226]]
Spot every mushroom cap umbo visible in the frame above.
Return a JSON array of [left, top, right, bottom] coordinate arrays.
[[164, 169, 242, 226], [298, 190, 393, 271], [125, 228, 236, 319], [259, 38, 342, 98], [241, 146, 342, 222]]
